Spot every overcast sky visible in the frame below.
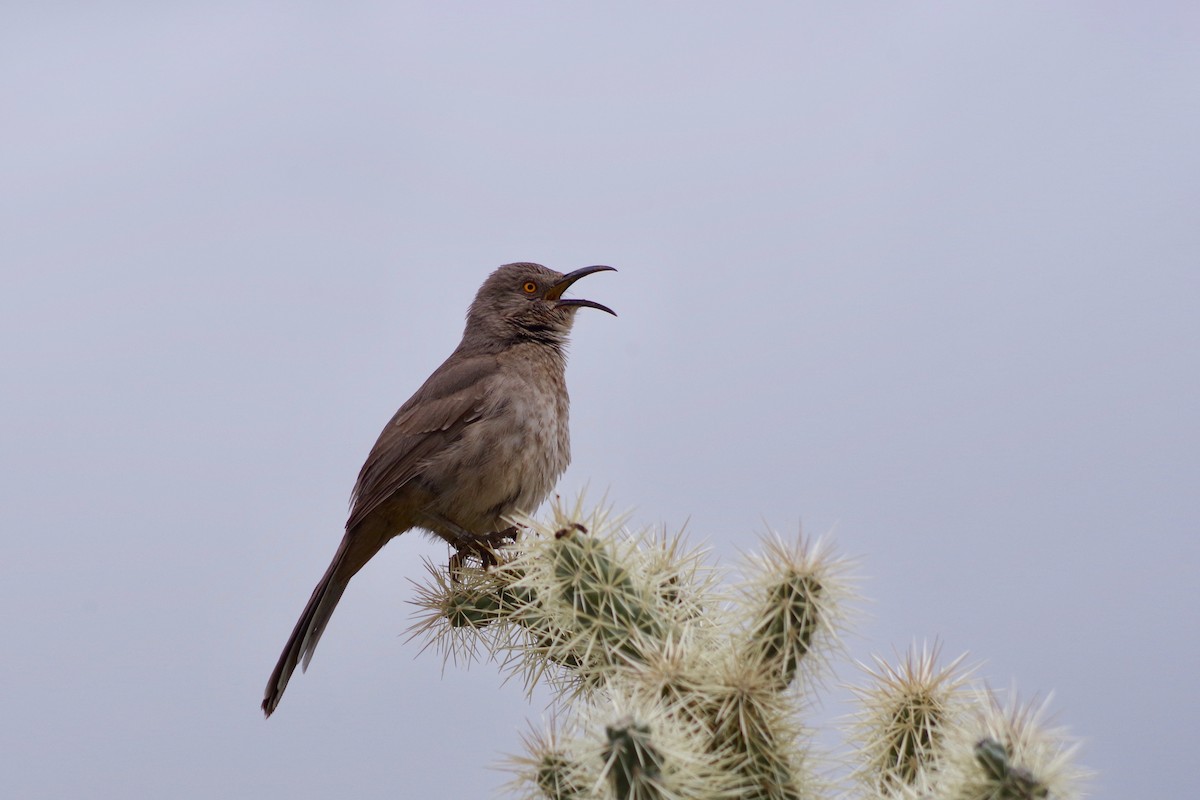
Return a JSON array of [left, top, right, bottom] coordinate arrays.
[[3, 3, 1197, 798]]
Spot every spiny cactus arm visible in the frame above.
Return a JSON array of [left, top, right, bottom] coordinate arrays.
[[500, 513, 679, 691], [732, 534, 853, 692], [405, 558, 524, 668], [847, 648, 1089, 800], [846, 644, 974, 797], [507, 726, 598, 800], [509, 686, 751, 800], [974, 737, 1049, 799], [702, 672, 811, 800], [603, 718, 666, 800], [934, 689, 1088, 800], [548, 525, 664, 642], [407, 504, 680, 691]]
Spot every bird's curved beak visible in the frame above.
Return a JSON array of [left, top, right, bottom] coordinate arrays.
[[546, 265, 617, 316]]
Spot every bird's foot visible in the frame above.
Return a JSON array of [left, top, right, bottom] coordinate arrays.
[[448, 525, 521, 578]]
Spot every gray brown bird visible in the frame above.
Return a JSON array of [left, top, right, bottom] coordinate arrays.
[[261, 262, 615, 717]]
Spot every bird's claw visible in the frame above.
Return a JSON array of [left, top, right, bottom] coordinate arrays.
[[448, 525, 521, 579]]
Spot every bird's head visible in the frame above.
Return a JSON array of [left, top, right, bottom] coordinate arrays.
[[465, 262, 616, 346]]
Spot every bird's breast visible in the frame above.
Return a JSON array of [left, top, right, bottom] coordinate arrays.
[[422, 352, 570, 532]]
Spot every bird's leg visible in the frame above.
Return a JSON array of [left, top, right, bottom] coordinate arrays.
[[459, 525, 521, 570], [479, 525, 521, 551], [421, 513, 520, 577]]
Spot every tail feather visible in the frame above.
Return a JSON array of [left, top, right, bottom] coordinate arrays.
[[262, 531, 382, 717]]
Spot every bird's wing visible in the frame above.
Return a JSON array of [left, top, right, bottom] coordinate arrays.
[[346, 351, 499, 531]]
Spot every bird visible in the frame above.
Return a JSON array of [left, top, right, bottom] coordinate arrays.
[[261, 262, 615, 717]]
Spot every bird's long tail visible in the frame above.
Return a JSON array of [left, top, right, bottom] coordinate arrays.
[[262, 531, 381, 717]]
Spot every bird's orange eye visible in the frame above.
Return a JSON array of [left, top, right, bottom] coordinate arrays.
[[522, 281, 538, 294]]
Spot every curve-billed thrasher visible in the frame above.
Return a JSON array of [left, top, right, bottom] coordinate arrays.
[[261, 262, 615, 717]]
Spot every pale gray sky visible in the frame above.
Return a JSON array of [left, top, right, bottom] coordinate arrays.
[[3, 3, 1197, 798]]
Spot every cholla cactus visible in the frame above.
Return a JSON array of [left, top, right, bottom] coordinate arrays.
[[934, 689, 1088, 800], [847, 645, 975, 797], [407, 499, 1086, 799]]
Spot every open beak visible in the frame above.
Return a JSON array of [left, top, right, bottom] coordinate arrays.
[[545, 265, 617, 316]]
